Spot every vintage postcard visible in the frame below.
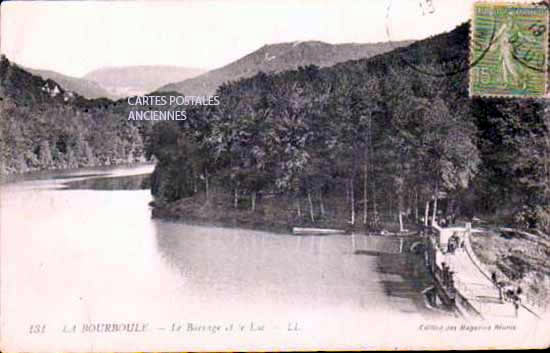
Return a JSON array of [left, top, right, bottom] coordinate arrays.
[[1, 0, 550, 351]]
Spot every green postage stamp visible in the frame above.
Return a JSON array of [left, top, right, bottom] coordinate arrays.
[[470, 2, 549, 97]]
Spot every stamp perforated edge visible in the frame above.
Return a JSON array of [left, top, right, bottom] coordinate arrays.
[[468, 0, 550, 99]]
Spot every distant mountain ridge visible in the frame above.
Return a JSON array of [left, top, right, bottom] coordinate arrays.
[[84, 65, 206, 97], [23, 66, 115, 99], [158, 40, 413, 95]]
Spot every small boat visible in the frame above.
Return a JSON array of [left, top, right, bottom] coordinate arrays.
[[292, 227, 346, 235]]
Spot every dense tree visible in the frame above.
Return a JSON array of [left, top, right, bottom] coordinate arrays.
[[147, 22, 549, 234], [0, 56, 147, 174]]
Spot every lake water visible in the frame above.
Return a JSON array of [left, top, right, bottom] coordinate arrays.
[[0, 164, 437, 351]]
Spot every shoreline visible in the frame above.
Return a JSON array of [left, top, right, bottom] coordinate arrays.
[[151, 202, 296, 235], [150, 194, 439, 316], [0, 161, 155, 185], [149, 192, 424, 238]]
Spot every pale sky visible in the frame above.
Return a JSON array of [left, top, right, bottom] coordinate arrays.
[[1, 0, 474, 77]]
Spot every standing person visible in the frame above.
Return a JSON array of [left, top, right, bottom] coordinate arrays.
[[513, 295, 520, 318]]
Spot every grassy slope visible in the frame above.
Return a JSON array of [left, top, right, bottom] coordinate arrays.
[[470, 229, 550, 310]]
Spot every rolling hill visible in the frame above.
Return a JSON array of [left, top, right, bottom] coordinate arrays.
[[158, 40, 412, 95], [24, 67, 115, 99], [84, 65, 206, 97]]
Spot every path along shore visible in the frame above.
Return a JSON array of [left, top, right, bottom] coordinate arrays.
[[430, 224, 540, 320]]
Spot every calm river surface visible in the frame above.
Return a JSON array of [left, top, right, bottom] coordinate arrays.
[[1, 164, 436, 350]]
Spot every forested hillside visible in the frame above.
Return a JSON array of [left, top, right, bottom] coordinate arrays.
[[24, 67, 115, 99], [0, 56, 147, 175], [158, 40, 412, 96], [147, 22, 550, 233]]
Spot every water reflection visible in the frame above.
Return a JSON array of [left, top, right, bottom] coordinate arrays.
[[0, 163, 155, 185], [62, 173, 151, 190], [153, 221, 432, 315], [1, 164, 435, 334]]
